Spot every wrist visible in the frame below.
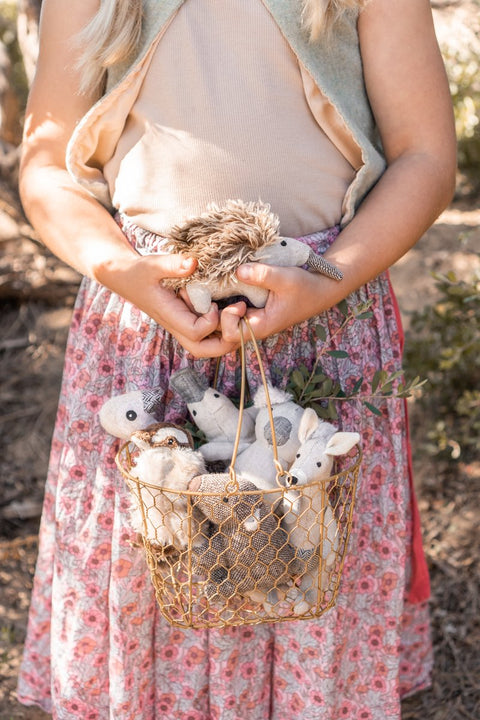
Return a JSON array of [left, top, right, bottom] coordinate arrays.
[[90, 244, 140, 288]]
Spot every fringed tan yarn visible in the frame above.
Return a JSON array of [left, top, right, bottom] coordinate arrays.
[[162, 200, 280, 292]]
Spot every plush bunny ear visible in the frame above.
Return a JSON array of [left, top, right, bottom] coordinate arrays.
[[325, 432, 360, 457], [297, 407, 319, 443], [142, 388, 165, 414]]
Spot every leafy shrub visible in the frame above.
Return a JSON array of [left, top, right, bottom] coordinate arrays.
[[0, 1, 29, 124], [286, 299, 424, 420], [436, 9, 480, 169], [404, 267, 480, 461]]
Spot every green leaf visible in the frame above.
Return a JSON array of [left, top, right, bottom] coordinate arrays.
[[407, 375, 423, 388], [321, 378, 334, 395], [363, 401, 383, 417], [350, 377, 364, 395], [327, 350, 349, 359], [309, 401, 329, 418], [290, 370, 306, 388], [315, 324, 327, 341], [371, 370, 384, 394], [355, 311, 374, 320], [311, 373, 328, 384], [372, 370, 388, 395], [324, 401, 339, 420], [398, 377, 428, 397], [337, 299, 349, 317]]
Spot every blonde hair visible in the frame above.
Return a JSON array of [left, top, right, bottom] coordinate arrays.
[[77, 0, 366, 93], [302, 0, 369, 40], [76, 0, 143, 94]]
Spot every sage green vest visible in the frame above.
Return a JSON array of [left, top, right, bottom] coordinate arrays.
[[83, 0, 386, 223]]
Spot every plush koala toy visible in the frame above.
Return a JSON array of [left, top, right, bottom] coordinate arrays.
[[188, 473, 296, 602], [127, 423, 207, 550], [161, 199, 342, 314]]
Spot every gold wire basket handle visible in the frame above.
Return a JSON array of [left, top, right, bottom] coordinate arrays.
[[226, 317, 289, 494]]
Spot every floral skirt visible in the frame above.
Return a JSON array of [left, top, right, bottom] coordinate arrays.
[[18, 219, 433, 720]]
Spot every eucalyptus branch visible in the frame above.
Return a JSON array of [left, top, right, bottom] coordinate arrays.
[[286, 299, 426, 419], [295, 299, 374, 405]]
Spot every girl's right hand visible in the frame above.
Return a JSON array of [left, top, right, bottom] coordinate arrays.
[[96, 250, 244, 358]]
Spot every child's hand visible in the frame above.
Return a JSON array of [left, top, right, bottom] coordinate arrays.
[[219, 262, 339, 342], [101, 252, 245, 358]]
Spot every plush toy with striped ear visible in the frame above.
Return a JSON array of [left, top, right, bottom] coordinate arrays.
[[99, 388, 206, 549], [99, 386, 165, 439]]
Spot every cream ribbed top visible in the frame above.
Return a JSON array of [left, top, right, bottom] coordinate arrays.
[[103, 0, 360, 237]]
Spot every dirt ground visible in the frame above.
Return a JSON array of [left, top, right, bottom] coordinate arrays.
[[1, 4, 480, 717]]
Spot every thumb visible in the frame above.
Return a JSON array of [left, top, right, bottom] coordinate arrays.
[[236, 261, 275, 288], [152, 253, 197, 279]]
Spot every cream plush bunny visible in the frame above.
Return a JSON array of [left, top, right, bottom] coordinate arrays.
[[169, 367, 256, 463], [281, 409, 360, 614]]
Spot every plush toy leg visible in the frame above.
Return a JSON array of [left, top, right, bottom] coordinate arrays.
[[186, 279, 269, 313], [185, 282, 215, 315]]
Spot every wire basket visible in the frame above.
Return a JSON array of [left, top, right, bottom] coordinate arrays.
[[115, 322, 361, 629]]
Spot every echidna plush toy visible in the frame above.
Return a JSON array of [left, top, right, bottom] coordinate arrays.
[[162, 200, 343, 314]]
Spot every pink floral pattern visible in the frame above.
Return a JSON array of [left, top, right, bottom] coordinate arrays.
[[18, 221, 432, 719]]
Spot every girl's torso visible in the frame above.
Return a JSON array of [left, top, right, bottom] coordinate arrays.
[[103, 0, 358, 236]]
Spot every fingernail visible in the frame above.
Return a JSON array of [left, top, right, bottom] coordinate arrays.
[[237, 263, 253, 280], [181, 257, 195, 270]]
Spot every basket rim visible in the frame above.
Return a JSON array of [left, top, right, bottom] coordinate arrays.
[[115, 441, 362, 495]]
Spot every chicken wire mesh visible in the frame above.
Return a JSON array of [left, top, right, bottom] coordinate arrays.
[[115, 441, 361, 629]]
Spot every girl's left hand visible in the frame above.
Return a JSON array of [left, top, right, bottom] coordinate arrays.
[[219, 262, 340, 342]]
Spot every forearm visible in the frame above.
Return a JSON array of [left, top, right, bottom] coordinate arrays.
[[317, 0, 456, 305], [20, 161, 244, 357], [321, 148, 456, 305], [20, 163, 139, 283], [227, 148, 455, 341]]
